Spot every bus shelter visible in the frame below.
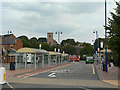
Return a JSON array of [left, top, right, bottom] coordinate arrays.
[[62, 54, 69, 63], [48, 52, 62, 65], [48, 51, 56, 65], [55, 52, 62, 65], [16, 48, 48, 70]]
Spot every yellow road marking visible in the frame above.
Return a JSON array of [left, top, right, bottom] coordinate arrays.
[[92, 64, 95, 74]]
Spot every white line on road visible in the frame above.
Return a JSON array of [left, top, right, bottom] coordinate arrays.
[[7, 82, 16, 90], [48, 73, 56, 78], [25, 64, 70, 78], [92, 64, 95, 74]]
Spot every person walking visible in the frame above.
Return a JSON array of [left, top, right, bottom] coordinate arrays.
[[109, 57, 114, 69]]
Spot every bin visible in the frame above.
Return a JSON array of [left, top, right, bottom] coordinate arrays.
[[0, 67, 6, 84], [10, 62, 15, 70]]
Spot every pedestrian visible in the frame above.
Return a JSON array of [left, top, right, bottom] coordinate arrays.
[[109, 57, 114, 69]]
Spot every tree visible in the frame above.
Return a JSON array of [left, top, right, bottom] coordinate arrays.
[[105, 2, 120, 66], [22, 39, 30, 47], [80, 43, 94, 56], [38, 37, 47, 44], [61, 39, 77, 46], [29, 37, 39, 49], [41, 43, 50, 51], [63, 44, 76, 55], [17, 35, 29, 41], [17, 35, 30, 47]]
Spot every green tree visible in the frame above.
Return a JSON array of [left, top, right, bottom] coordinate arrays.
[[61, 39, 77, 46], [22, 39, 30, 47], [17, 35, 30, 47], [41, 43, 50, 51], [17, 35, 29, 41], [80, 43, 94, 57], [29, 37, 39, 49], [105, 2, 120, 66], [38, 37, 47, 44], [63, 44, 76, 55]]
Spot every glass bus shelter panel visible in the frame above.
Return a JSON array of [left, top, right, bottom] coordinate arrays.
[[44, 55, 48, 65], [36, 54, 42, 69], [17, 54, 25, 69], [51, 55, 56, 65]]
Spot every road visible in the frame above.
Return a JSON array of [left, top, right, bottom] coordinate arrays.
[[2, 61, 118, 89], [30, 61, 98, 80]]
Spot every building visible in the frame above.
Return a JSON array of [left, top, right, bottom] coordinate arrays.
[[0, 34, 23, 63], [47, 32, 57, 46]]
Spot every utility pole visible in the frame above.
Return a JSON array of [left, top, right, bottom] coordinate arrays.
[[105, 0, 108, 72], [93, 31, 99, 65], [55, 32, 62, 52], [93, 31, 99, 53], [7, 31, 12, 63]]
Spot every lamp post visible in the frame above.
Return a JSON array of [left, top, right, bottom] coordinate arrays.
[[7, 31, 12, 63], [55, 32, 62, 52], [105, 0, 108, 72], [93, 31, 99, 64], [93, 31, 99, 53]]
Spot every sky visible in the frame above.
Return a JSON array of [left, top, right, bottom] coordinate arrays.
[[1, 0, 118, 44]]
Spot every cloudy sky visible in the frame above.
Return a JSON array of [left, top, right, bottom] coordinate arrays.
[[1, 0, 117, 44]]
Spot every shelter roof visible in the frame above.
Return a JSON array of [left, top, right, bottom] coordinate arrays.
[[16, 48, 48, 54]]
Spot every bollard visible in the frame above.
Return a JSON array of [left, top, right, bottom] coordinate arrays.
[[0, 67, 6, 84]]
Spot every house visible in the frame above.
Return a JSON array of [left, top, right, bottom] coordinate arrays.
[[0, 34, 23, 63]]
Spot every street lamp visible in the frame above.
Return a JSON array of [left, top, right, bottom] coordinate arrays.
[[93, 31, 99, 65], [55, 32, 62, 52], [93, 31, 99, 53], [7, 31, 12, 63], [105, 0, 108, 72]]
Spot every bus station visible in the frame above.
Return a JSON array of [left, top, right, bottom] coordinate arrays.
[[11, 48, 70, 70]]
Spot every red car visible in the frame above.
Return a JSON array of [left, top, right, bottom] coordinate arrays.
[[69, 56, 80, 62]]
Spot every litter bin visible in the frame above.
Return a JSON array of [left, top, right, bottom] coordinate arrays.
[[10, 62, 15, 70]]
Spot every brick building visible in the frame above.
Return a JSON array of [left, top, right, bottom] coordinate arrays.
[[0, 34, 23, 63], [47, 32, 57, 46]]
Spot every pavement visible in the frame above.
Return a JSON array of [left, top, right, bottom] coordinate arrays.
[[94, 63, 120, 87]]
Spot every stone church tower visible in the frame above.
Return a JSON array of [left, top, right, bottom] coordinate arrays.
[[47, 32, 57, 46]]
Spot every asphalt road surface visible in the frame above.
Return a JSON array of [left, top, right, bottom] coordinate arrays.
[[2, 61, 119, 89], [30, 61, 98, 80]]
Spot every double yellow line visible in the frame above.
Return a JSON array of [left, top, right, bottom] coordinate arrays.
[[92, 64, 95, 74]]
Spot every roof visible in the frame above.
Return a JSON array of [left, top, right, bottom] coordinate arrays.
[[16, 48, 48, 54], [9, 48, 16, 56], [1, 34, 16, 45], [49, 51, 56, 55], [55, 52, 61, 55], [62, 53, 69, 56], [2, 38, 16, 45]]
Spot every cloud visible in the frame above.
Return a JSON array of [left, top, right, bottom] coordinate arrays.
[[2, 2, 115, 43]]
